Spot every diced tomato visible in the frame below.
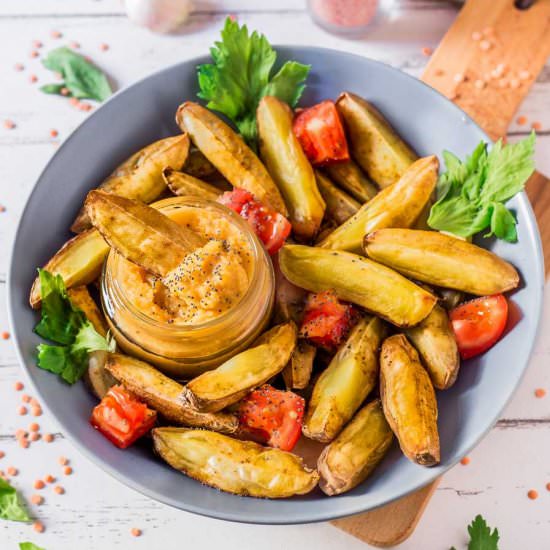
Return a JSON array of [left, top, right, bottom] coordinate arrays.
[[292, 100, 350, 165], [449, 294, 509, 360], [218, 189, 292, 255], [299, 290, 358, 350], [238, 385, 305, 452], [90, 385, 157, 449]]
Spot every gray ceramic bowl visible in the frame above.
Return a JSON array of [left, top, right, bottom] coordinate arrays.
[[8, 47, 544, 524]]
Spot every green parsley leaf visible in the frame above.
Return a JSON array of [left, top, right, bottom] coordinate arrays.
[[197, 17, 310, 147], [0, 478, 31, 522], [428, 133, 535, 242], [20, 543, 45, 550], [41, 47, 112, 102], [37, 344, 89, 385], [467, 515, 499, 550], [72, 323, 115, 354]]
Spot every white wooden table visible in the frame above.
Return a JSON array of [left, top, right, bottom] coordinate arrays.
[[1, 1, 549, 548]]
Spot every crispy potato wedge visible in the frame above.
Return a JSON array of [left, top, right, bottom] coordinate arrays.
[[67, 286, 109, 336], [315, 171, 360, 225], [380, 334, 440, 466], [29, 229, 109, 308], [176, 102, 288, 215], [257, 96, 325, 240], [282, 340, 316, 390], [405, 304, 460, 390], [279, 245, 437, 327], [162, 167, 221, 200], [183, 146, 218, 178], [364, 229, 520, 295], [105, 353, 238, 434], [182, 323, 297, 412], [318, 399, 394, 495], [71, 134, 190, 232], [323, 159, 378, 202], [318, 155, 438, 253], [85, 190, 205, 277], [303, 316, 387, 442], [153, 427, 319, 498], [336, 92, 417, 188]]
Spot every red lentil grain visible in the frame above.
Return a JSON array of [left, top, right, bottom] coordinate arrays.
[[0, 451, 4, 459], [29, 423, 40, 432], [7, 467, 18, 477], [460, 456, 471, 466], [33, 520, 45, 533], [31, 407, 43, 417], [474, 79, 486, 90], [535, 388, 546, 398], [4, 120, 16, 130], [43, 433, 54, 443], [516, 115, 527, 126], [532, 121, 542, 131], [498, 79, 508, 88], [0, 205, 5, 213], [29, 397, 40, 407], [29, 74, 38, 83], [51, 30, 62, 39], [32, 40, 43, 48], [99, 43, 109, 51], [482, 26, 494, 36], [14, 381, 24, 391], [45, 474, 55, 484], [2, 331, 11, 340], [19, 439, 29, 449], [30, 433, 40, 442], [69, 97, 79, 106], [14, 63, 25, 71], [50, 129, 59, 138], [63, 466, 73, 476], [58, 456, 69, 466], [69, 41, 80, 49], [61, 87, 69, 96], [15, 429, 27, 439], [546, 483, 550, 492], [54, 485, 65, 495], [34, 479, 45, 490], [131, 528, 142, 537], [421, 46, 432, 57], [31, 494, 44, 505], [528, 489, 538, 500], [30, 50, 39, 59], [18, 406, 28, 416]]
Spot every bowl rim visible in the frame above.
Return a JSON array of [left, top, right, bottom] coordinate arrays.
[[7, 45, 545, 525]]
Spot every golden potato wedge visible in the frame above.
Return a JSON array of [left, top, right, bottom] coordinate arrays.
[[153, 427, 319, 498], [176, 102, 288, 215], [380, 334, 440, 466], [182, 323, 297, 412], [29, 229, 109, 308], [324, 159, 378, 203], [257, 96, 325, 240], [183, 146, 218, 178], [364, 229, 520, 295], [303, 316, 386, 443], [67, 285, 108, 336], [405, 304, 460, 390], [318, 399, 394, 495], [318, 156, 438, 253], [438, 288, 464, 310], [279, 245, 437, 327], [85, 190, 205, 277], [336, 92, 417, 188], [105, 353, 238, 434], [71, 134, 190, 233], [282, 340, 316, 390], [162, 168, 221, 201], [315, 171, 360, 225]]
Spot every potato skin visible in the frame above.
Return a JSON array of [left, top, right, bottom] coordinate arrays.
[[71, 134, 190, 233], [323, 158, 378, 203], [183, 147, 218, 178], [282, 340, 316, 390], [380, 334, 440, 466], [336, 92, 417, 188], [257, 96, 325, 241], [67, 286, 108, 336], [364, 228, 520, 295], [162, 168, 221, 200], [315, 171, 360, 225], [183, 323, 297, 412], [153, 427, 319, 498], [105, 353, 238, 434], [318, 399, 394, 495], [279, 245, 437, 327], [303, 316, 387, 442], [405, 304, 460, 390], [176, 101, 288, 216], [318, 156, 438, 253]]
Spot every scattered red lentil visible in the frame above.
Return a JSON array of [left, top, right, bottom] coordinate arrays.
[[45, 474, 55, 484], [15, 429, 27, 439], [29, 74, 38, 83], [19, 439, 29, 449], [29, 423, 40, 432], [14, 381, 24, 391], [30, 50, 40, 59], [7, 467, 18, 477], [43, 433, 54, 443], [535, 388, 546, 398], [131, 528, 142, 537], [546, 483, 550, 492], [58, 456, 69, 466], [80, 103, 93, 112], [2, 331, 11, 339], [516, 115, 527, 126], [460, 456, 471, 466], [69, 41, 80, 49], [54, 485, 65, 495], [99, 43, 110, 51], [33, 520, 45, 533], [4, 120, 16, 130], [18, 406, 28, 416], [31, 494, 44, 505], [69, 97, 79, 106], [50, 129, 59, 138], [33, 40, 43, 48], [421, 46, 432, 57], [63, 466, 73, 476], [51, 30, 62, 39], [31, 407, 43, 417], [30, 433, 40, 442], [61, 87, 69, 96], [0, 451, 4, 459], [14, 63, 25, 71], [532, 121, 542, 131], [30, 397, 40, 407], [0, 205, 5, 213], [34, 479, 45, 490], [528, 489, 538, 500], [21, 394, 31, 403]]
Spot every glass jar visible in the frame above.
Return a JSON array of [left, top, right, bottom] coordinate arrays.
[[101, 196, 275, 379]]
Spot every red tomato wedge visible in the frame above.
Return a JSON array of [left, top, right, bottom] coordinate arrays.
[[218, 189, 292, 255], [90, 385, 157, 449], [299, 289, 358, 350], [238, 385, 305, 452], [449, 294, 509, 360], [293, 100, 350, 165]]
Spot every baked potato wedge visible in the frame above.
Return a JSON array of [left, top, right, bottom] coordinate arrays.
[[303, 316, 387, 442], [405, 304, 460, 390], [182, 323, 297, 412], [279, 245, 437, 327], [183, 146, 218, 178], [29, 229, 109, 308], [336, 92, 417, 188], [282, 340, 316, 390], [176, 102, 288, 215], [380, 334, 440, 466], [85, 190, 205, 277], [438, 288, 464, 310], [152, 428, 319, 498], [318, 155, 438, 253], [257, 96, 325, 240], [105, 353, 238, 434], [318, 399, 394, 495], [67, 285, 109, 336], [364, 229, 520, 295], [323, 159, 378, 203], [315, 170, 360, 225], [71, 134, 190, 232], [162, 167, 221, 200]]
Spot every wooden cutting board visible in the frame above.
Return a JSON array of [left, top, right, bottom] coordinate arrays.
[[332, 0, 550, 546]]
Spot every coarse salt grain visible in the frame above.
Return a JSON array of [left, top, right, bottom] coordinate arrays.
[[14, 382, 24, 391]]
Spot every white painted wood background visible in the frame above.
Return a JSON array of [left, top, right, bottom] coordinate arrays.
[[1, 1, 549, 549]]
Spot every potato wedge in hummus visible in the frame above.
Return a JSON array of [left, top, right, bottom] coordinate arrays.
[[153, 427, 319, 498]]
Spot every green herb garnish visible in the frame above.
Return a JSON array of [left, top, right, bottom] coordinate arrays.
[[20, 543, 46, 550], [34, 269, 115, 384], [40, 47, 112, 102], [0, 478, 30, 522], [428, 132, 536, 242], [450, 514, 499, 550], [197, 17, 310, 148]]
